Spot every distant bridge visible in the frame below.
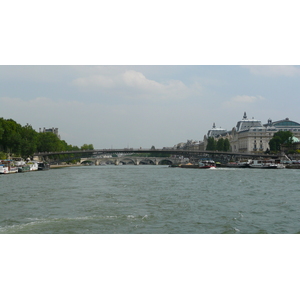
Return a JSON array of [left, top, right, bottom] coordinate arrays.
[[80, 156, 182, 165], [34, 148, 281, 159]]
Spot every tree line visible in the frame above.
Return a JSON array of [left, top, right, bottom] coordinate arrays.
[[0, 118, 94, 160], [206, 137, 230, 151]]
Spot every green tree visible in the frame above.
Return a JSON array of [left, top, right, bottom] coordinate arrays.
[[20, 123, 38, 158], [37, 132, 64, 152], [0, 117, 95, 159], [81, 144, 94, 150], [206, 137, 216, 151], [223, 138, 230, 151], [269, 131, 293, 152], [216, 138, 224, 151], [0, 118, 22, 155], [0, 123, 4, 140]]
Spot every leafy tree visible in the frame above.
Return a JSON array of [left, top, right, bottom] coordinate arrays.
[[0, 152, 6, 159], [269, 136, 281, 152], [81, 144, 94, 150], [0, 117, 94, 159], [269, 131, 293, 152], [223, 138, 230, 151], [20, 123, 38, 158], [37, 132, 64, 152], [0, 118, 22, 155], [206, 137, 216, 151], [0, 123, 4, 140], [216, 138, 224, 151]]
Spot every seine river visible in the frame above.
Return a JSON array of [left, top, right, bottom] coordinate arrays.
[[1, 164, 300, 234]]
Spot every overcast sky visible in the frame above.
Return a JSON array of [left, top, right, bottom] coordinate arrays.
[[1, 1, 300, 149], [1, 65, 300, 149]]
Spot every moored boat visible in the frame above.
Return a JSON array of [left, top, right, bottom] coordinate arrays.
[[180, 160, 216, 169], [0, 160, 18, 174], [225, 160, 251, 168], [249, 159, 285, 169], [18, 165, 31, 172], [0, 163, 8, 174], [199, 160, 216, 169], [38, 162, 50, 171], [27, 161, 39, 171], [13, 157, 30, 172]]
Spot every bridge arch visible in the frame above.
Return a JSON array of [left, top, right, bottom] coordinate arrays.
[[139, 158, 156, 165], [119, 158, 136, 165], [158, 159, 174, 165], [81, 159, 95, 165]]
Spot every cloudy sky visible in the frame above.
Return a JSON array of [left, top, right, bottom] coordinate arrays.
[[1, 65, 300, 149], [1, 1, 300, 150]]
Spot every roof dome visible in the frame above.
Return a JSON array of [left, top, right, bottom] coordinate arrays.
[[291, 136, 300, 143], [285, 136, 300, 143]]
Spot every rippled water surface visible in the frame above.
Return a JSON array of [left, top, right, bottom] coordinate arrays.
[[1, 165, 300, 233]]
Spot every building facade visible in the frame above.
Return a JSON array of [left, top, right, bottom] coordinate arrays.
[[203, 112, 300, 153], [39, 127, 60, 139]]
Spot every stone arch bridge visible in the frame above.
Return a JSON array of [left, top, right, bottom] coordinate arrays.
[[34, 148, 283, 165], [80, 156, 182, 165]]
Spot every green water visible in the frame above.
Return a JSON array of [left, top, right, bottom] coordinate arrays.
[[1, 165, 300, 233]]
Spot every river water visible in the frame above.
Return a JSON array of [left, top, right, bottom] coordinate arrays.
[[1, 165, 300, 234]]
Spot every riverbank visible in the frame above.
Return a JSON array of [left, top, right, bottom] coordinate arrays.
[[50, 164, 82, 168]]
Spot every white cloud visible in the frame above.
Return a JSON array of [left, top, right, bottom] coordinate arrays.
[[243, 65, 300, 77], [72, 69, 195, 101], [72, 75, 116, 88], [230, 95, 265, 103], [222, 95, 266, 111]]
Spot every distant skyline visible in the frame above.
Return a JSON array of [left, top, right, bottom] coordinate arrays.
[[1, 65, 300, 149]]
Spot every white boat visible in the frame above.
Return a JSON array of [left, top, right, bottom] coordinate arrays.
[[0, 164, 8, 174], [0, 160, 18, 174], [27, 161, 39, 171], [13, 157, 26, 167], [180, 160, 216, 169], [249, 159, 285, 169], [199, 160, 216, 169], [225, 160, 251, 168]]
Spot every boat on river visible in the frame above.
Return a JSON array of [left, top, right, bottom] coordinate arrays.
[[199, 160, 216, 169], [38, 162, 50, 171], [180, 160, 216, 169], [249, 159, 285, 169], [0, 163, 7, 174], [13, 157, 31, 172], [18, 165, 31, 172], [27, 161, 39, 171], [225, 160, 251, 168], [0, 160, 18, 174]]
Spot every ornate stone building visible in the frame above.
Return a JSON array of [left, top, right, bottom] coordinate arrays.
[[207, 123, 227, 138], [230, 113, 277, 153], [203, 112, 300, 153]]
